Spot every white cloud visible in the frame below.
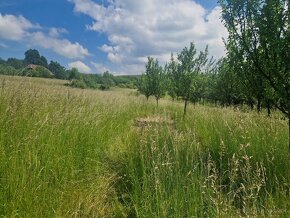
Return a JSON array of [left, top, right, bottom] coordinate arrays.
[[68, 61, 92, 74], [0, 13, 34, 40], [70, 0, 228, 74], [31, 32, 90, 59], [48, 27, 68, 37], [0, 13, 90, 60], [91, 62, 110, 73]]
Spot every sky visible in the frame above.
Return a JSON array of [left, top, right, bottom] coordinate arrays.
[[0, 0, 227, 75]]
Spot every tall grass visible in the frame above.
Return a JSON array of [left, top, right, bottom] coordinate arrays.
[[0, 75, 289, 217]]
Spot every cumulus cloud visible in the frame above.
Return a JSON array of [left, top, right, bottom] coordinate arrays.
[[70, 0, 228, 74], [31, 32, 90, 59], [91, 62, 110, 73], [0, 13, 34, 40], [48, 27, 68, 37], [68, 61, 92, 74], [0, 13, 89, 59]]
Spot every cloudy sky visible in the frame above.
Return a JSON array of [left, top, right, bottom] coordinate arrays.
[[0, 0, 227, 75]]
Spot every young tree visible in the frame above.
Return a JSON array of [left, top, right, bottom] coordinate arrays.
[[166, 53, 178, 101], [101, 71, 115, 90], [137, 74, 151, 101], [146, 57, 166, 106], [169, 42, 209, 117]]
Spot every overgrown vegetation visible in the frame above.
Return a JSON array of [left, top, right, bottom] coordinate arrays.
[[0, 75, 289, 217], [0, 0, 289, 217]]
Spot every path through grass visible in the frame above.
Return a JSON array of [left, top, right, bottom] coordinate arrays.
[[0, 76, 289, 217]]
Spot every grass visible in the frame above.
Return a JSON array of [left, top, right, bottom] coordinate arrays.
[[0, 75, 289, 217]]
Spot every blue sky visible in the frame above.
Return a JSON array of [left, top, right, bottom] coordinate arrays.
[[0, 0, 227, 75]]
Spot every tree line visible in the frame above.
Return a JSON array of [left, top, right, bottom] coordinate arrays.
[[0, 49, 138, 90], [138, 0, 289, 151]]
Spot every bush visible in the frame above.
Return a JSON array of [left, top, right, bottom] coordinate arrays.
[[99, 84, 110, 90], [20, 66, 53, 78], [69, 79, 87, 89]]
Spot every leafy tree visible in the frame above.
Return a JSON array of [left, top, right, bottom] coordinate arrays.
[[137, 74, 151, 101], [48, 61, 67, 79], [220, 0, 290, 151], [166, 53, 178, 101], [170, 42, 209, 117], [215, 58, 245, 106], [101, 71, 115, 90], [69, 79, 86, 89], [67, 68, 81, 80], [24, 49, 48, 67], [6, 58, 26, 69], [145, 57, 166, 106]]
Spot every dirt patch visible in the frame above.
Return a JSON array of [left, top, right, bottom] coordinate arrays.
[[134, 115, 174, 128]]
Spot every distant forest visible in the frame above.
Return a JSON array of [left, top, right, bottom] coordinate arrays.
[[0, 49, 139, 90]]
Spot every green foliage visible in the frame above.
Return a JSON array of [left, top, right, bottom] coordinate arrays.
[[69, 79, 87, 89], [168, 42, 210, 116], [101, 71, 115, 90], [137, 74, 151, 100], [67, 67, 82, 80], [219, 0, 289, 116], [48, 61, 67, 79], [20, 66, 53, 78], [6, 58, 26, 69], [0, 64, 18, 76], [24, 49, 48, 67], [0, 76, 289, 217], [146, 57, 166, 105]]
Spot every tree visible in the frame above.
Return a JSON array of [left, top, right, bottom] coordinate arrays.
[[67, 68, 81, 80], [137, 74, 152, 101], [220, 0, 290, 151], [166, 53, 178, 101], [145, 57, 166, 106], [48, 61, 66, 79], [24, 49, 48, 67], [101, 71, 115, 90], [6, 58, 25, 69], [169, 42, 209, 117]]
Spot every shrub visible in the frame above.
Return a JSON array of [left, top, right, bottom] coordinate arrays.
[[69, 79, 87, 89]]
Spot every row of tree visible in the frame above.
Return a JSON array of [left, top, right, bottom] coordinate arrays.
[[0, 49, 139, 89], [138, 0, 289, 151], [138, 1, 289, 117]]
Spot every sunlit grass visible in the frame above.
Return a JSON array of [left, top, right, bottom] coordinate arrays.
[[0, 75, 289, 217]]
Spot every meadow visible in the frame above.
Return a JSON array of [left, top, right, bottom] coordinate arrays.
[[0, 75, 289, 217]]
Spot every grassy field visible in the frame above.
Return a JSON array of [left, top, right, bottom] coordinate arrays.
[[0, 75, 289, 217]]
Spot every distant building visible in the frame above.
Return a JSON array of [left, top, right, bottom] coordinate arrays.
[[26, 64, 38, 70]]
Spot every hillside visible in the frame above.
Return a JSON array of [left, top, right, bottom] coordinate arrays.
[[0, 75, 289, 217]]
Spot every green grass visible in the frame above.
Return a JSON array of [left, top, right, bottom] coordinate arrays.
[[0, 75, 289, 217]]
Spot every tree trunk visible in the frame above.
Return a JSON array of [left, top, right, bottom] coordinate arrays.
[[146, 96, 149, 102], [156, 98, 159, 107], [249, 98, 254, 110], [257, 96, 261, 113], [183, 99, 188, 118], [267, 98, 271, 117]]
